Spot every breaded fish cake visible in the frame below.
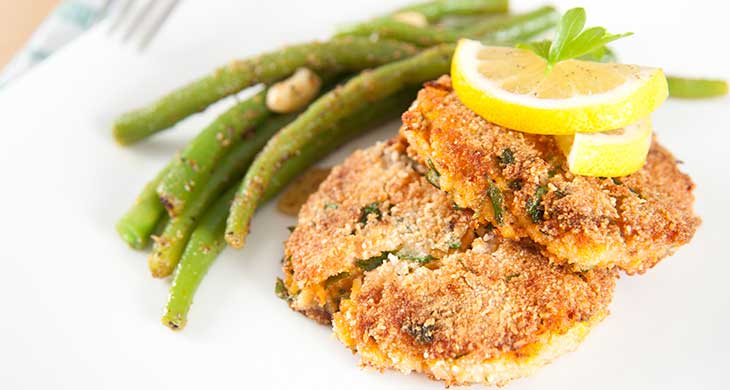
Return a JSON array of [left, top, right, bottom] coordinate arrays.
[[283, 138, 472, 323], [281, 139, 616, 386], [334, 238, 615, 386], [400, 76, 700, 274]]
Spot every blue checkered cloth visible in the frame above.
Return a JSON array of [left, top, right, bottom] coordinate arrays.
[[0, 0, 107, 86]]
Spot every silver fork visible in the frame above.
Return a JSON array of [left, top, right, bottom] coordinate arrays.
[[106, 0, 180, 49]]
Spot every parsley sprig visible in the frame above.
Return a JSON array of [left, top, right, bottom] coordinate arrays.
[[518, 7, 632, 71]]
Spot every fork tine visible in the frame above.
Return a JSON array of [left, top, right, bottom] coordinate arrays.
[[138, 0, 180, 49], [108, 0, 136, 34], [122, 0, 156, 42], [99, 0, 116, 20], [99, 0, 116, 19]]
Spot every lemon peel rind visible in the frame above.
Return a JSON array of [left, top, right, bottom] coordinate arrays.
[[558, 118, 653, 177]]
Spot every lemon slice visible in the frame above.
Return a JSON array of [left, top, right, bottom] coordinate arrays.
[[451, 39, 668, 135], [555, 118, 652, 177]]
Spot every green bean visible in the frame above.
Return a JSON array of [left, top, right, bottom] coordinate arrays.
[[435, 13, 502, 30], [149, 114, 298, 278], [156, 90, 270, 218], [162, 90, 416, 330], [477, 6, 559, 44], [579, 45, 617, 63], [396, 0, 509, 22], [115, 165, 170, 249], [335, 19, 462, 46], [158, 72, 342, 218], [225, 44, 455, 248], [667, 76, 728, 99], [112, 38, 418, 145], [336, 6, 557, 47], [162, 187, 234, 330]]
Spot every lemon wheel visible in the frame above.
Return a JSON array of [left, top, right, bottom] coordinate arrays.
[[451, 39, 668, 135]]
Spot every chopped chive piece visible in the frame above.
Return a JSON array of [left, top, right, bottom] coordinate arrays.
[[425, 159, 441, 189], [324, 202, 338, 210], [504, 273, 521, 282], [487, 181, 504, 224], [324, 271, 351, 287], [498, 148, 515, 166], [425, 170, 441, 189], [508, 179, 523, 191], [526, 186, 548, 223], [396, 250, 436, 264], [358, 202, 382, 225], [611, 177, 622, 185], [448, 239, 462, 250], [452, 202, 463, 211], [356, 252, 389, 271]]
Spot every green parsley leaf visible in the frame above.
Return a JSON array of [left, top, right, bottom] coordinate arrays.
[[324, 271, 351, 287], [516, 40, 551, 59], [497, 148, 515, 166], [504, 273, 521, 282], [487, 181, 504, 225], [356, 252, 390, 271], [403, 321, 435, 344], [396, 249, 436, 265], [358, 202, 382, 225], [548, 7, 587, 66], [519, 7, 632, 71], [526, 186, 548, 223], [560, 27, 632, 62], [578, 45, 617, 63], [425, 159, 441, 189]]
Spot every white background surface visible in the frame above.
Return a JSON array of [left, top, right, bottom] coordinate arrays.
[[0, 1, 728, 389]]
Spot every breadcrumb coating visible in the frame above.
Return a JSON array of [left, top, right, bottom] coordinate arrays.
[[281, 139, 616, 386], [334, 237, 615, 386], [283, 138, 471, 322], [400, 76, 700, 274]]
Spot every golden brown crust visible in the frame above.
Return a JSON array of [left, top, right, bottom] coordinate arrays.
[[282, 140, 617, 386], [283, 139, 473, 321], [345, 241, 615, 362], [285, 138, 471, 290], [334, 238, 615, 385], [400, 76, 700, 274], [277, 167, 332, 216]]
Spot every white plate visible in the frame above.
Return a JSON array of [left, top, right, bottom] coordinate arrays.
[[0, 1, 728, 389]]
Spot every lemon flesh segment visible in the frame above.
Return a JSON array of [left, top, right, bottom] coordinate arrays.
[[555, 118, 653, 177], [451, 39, 668, 135]]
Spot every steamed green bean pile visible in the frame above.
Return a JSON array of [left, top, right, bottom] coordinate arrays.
[[113, 0, 726, 330]]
